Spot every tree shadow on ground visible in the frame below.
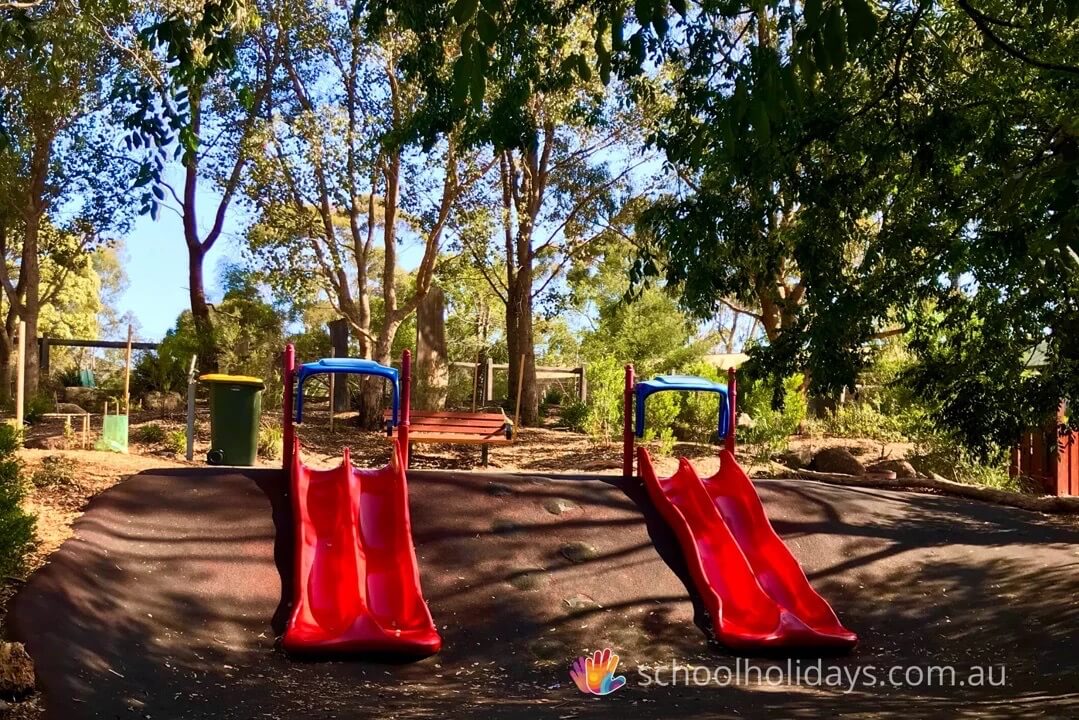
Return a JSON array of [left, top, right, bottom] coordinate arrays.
[[8, 465, 1079, 719]]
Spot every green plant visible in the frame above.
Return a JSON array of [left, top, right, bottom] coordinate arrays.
[[62, 417, 76, 448], [825, 402, 906, 443], [31, 455, 76, 488], [24, 394, 53, 425], [166, 429, 187, 456], [134, 423, 167, 444], [582, 356, 624, 441], [909, 439, 1029, 493], [738, 373, 808, 456], [543, 386, 566, 406], [56, 366, 82, 388], [258, 426, 282, 460], [0, 424, 34, 577], [559, 401, 589, 433]]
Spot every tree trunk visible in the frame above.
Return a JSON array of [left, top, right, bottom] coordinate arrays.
[[414, 285, 448, 411], [187, 244, 219, 373]]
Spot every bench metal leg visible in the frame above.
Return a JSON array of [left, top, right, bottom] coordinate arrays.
[[481, 445, 489, 467]]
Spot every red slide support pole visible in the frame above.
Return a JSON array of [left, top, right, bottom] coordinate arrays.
[[283, 344, 296, 473], [400, 349, 412, 464], [623, 364, 635, 479], [726, 366, 737, 455]]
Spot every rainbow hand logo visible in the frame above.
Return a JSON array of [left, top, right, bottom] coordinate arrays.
[[570, 648, 626, 696]]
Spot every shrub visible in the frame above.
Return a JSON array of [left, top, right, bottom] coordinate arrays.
[[0, 424, 34, 577], [134, 423, 167, 444], [582, 356, 625, 441], [24, 394, 52, 425], [559, 401, 589, 432], [258, 426, 283, 460], [909, 440, 1025, 492], [62, 417, 76, 448], [166, 429, 187, 456], [738, 373, 808, 455], [543, 386, 567, 406], [31, 455, 77, 488]]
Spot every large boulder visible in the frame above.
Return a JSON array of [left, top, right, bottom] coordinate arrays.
[[809, 447, 866, 476], [776, 447, 814, 470], [63, 386, 100, 409], [145, 391, 184, 414], [867, 458, 918, 478]]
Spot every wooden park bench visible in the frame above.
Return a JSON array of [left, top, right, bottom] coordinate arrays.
[[385, 409, 514, 466]]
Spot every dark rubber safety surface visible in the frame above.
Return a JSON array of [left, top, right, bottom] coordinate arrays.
[[9, 466, 1079, 719]]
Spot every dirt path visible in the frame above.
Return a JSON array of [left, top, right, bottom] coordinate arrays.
[[8, 465, 1079, 719]]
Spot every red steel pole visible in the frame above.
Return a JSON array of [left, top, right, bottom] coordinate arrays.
[[725, 366, 737, 455], [283, 344, 296, 473], [623, 364, 635, 479], [401, 349, 412, 465]]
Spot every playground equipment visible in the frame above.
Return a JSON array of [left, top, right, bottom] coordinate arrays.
[[623, 365, 858, 651], [281, 347, 441, 656]]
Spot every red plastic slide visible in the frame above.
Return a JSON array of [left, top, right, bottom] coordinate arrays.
[[639, 447, 857, 650], [282, 440, 442, 656]]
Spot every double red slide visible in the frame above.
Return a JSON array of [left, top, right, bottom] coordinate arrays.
[[282, 440, 441, 655], [639, 448, 857, 650]]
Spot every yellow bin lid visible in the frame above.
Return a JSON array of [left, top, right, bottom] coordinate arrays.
[[199, 373, 265, 387]]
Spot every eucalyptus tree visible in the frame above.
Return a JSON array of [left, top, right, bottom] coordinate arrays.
[[0, 0, 137, 397], [120, 0, 286, 372], [243, 1, 495, 423]]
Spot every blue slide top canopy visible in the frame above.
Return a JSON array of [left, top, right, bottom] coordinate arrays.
[[635, 375, 729, 439], [295, 358, 399, 425]]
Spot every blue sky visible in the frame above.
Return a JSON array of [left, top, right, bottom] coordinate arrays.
[[116, 191, 241, 341]]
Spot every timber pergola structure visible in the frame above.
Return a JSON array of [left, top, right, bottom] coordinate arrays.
[[38, 336, 159, 376]]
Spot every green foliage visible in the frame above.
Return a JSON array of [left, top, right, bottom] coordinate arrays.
[[165, 429, 186, 456], [258, 426, 283, 461], [133, 423, 166, 444], [738, 373, 808, 454], [824, 402, 906, 443], [581, 355, 626, 441], [24, 394, 52, 425], [908, 443, 1025, 493], [62, 416, 75, 447], [559, 401, 590, 433], [31, 455, 76, 488], [131, 350, 188, 396], [0, 424, 34, 577]]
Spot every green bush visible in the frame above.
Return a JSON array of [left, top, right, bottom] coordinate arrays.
[[166, 429, 187, 456], [559, 401, 590, 432], [24, 394, 52, 425], [738, 373, 808, 455], [32, 455, 77, 488], [258, 426, 283, 460], [582, 356, 625, 441], [672, 361, 725, 442], [0, 424, 35, 577], [134, 423, 167, 444]]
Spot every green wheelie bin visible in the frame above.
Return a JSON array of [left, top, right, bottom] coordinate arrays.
[[200, 374, 265, 466]]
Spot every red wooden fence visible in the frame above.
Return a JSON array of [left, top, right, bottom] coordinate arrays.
[[1010, 423, 1079, 497]]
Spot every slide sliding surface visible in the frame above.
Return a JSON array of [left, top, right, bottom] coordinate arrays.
[[639, 448, 856, 651], [283, 442, 441, 656]]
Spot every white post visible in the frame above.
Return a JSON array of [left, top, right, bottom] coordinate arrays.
[[186, 355, 197, 461]]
